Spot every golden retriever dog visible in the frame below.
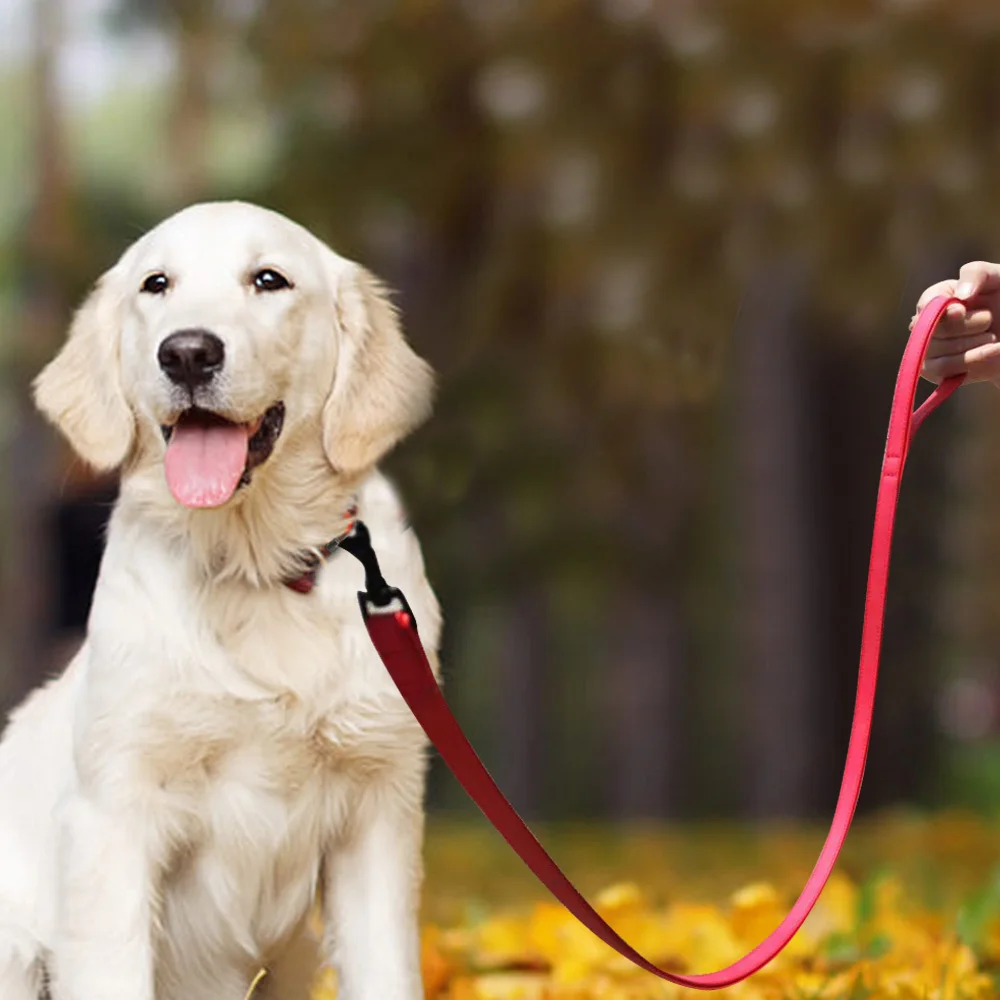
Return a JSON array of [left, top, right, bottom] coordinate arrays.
[[0, 202, 442, 1000]]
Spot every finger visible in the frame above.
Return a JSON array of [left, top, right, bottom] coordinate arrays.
[[916, 301, 968, 335], [925, 331, 996, 360], [916, 278, 958, 312], [939, 302, 967, 335], [964, 309, 994, 335], [964, 341, 1000, 369], [923, 342, 1000, 382], [933, 305, 994, 339], [911, 299, 959, 332], [956, 261, 1000, 301], [923, 355, 971, 382]]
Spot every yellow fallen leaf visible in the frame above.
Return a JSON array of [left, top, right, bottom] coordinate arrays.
[[423, 925, 457, 997], [310, 965, 337, 1000]]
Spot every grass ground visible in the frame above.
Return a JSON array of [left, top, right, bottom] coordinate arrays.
[[295, 812, 1000, 999]]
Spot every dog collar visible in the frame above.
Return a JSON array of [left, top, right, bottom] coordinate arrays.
[[283, 503, 358, 594]]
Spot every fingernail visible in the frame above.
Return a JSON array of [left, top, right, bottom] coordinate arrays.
[[956, 282, 975, 299]]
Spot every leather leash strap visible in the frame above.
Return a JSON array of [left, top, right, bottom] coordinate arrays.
[[346, 295, 964, 987]]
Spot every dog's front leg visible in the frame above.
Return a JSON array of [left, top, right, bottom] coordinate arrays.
[[323, 769, 426, 1000], [50, 793, 157, 1000]]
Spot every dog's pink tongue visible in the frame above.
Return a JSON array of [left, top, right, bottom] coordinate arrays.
[[164, 421, 249, 508]]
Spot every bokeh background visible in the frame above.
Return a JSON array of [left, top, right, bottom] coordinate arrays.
[[4, 0, 1000, 827]]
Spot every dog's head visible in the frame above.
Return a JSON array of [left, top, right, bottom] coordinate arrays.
[[34, 201, 433, 511]]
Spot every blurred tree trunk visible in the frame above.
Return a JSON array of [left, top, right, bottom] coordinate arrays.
[[604, 588, 681, 818], [168, 2, 215, 203], [602, 415, 690, 820], [734, 257, 820, 819], [949, 383, 1000, 661], [1, 0, 72, 714], [493, 586, 551, 819]]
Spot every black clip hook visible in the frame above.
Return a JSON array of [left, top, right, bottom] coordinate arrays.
[[339, 520, 419, 633]]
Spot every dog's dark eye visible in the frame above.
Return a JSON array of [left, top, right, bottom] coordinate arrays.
[[141, 272, 170, 295], [252, 268, 292, 293]]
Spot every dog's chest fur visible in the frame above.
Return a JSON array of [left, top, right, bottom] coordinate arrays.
[[142, 688, 403, 965], [72, 477, 437, 962], [118, 632, 424, 972]]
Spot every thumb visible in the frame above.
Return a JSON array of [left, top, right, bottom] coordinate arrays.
[[955, 261, 1000, 301]]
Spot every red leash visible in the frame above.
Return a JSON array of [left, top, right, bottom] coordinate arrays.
[[342, 295, 964, 987]]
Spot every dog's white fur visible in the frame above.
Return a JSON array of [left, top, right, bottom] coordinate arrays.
[[0, 202, 441, 1000]]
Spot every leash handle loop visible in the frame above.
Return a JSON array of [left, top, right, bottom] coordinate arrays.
[[348, 295, 964, 988]]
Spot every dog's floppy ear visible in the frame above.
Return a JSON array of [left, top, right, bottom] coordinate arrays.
[[322, 266, 434, 474], [33, 270, 134, 470]]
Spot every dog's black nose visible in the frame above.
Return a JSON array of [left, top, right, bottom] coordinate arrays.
[[157, 329, 225, 389]]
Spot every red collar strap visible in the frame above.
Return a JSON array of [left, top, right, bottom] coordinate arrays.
[[283, 504, 358, 594], [328, 297, 963, 988]]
